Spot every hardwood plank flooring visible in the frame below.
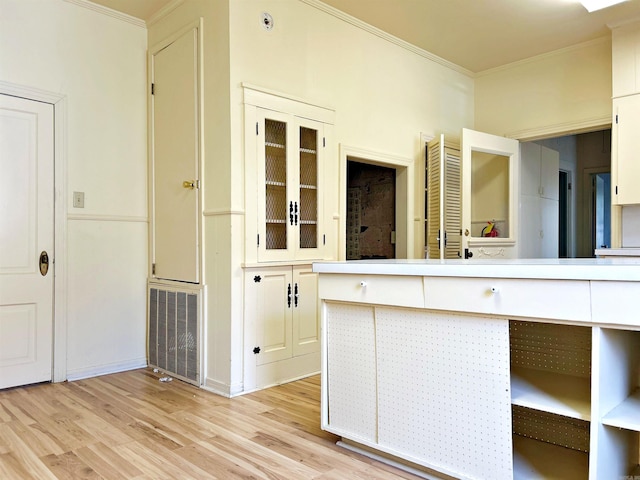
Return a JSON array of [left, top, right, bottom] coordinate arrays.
[[0, 370, 424, 479]]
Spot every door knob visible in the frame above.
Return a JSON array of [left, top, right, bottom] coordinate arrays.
[[39, 251, 49, 276], [183, 180, 198, 189]]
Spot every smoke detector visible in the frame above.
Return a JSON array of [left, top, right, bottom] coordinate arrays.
[[261, 12, 274, 30]]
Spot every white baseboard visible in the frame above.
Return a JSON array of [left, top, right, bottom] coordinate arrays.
[[65, 357, 147, 381]]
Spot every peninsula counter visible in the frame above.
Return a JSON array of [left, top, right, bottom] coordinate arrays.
[[313, 259, 640, 480]]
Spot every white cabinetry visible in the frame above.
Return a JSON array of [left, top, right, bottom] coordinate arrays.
[[317, 262, 640, 479], [611, 22, 640, 207], [612, 95, 640, 205], [243, 86, 334, 391], [245, 265, 320, 390], [244, 87, 334, 264], [612, 22, 640, 98], [592, 328, 640, 479], [519, 142, 559, 257]]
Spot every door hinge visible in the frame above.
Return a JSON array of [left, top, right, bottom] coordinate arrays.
[[257, 234, 260, 246], [323, 137, 326, 147], [151, 83, 155, 95], [323, 234, 326, 245], [616, 114, 618, 124], [152, 263, 156, 275], [616, 186, 618, 195], [568, 182, 572, 191], [256, 122, 259, 135], [253, 346, 260, 354]]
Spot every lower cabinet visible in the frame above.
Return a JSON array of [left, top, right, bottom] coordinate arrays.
[[245, 265, 320, 390], [592, 328, 640, 480], [323, 304, 640, 480], [325, 303, 513, 480]]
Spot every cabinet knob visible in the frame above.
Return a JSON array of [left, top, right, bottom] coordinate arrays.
[[360, 281, 367, 287], [490, 286, 499, 294]]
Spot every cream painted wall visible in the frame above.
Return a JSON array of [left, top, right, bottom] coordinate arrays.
[[149, 0, 474, 395], [475, 38, 612, 140], [1, 0, 148, 379], [227, 0, 474, 394], [147, 0, 237, 394]]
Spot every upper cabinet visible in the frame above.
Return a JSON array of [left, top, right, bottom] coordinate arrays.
[[612, 22, 640, 98], [612, 22, 640, 206], [612, 95, 640, 205], [244, 87, 335, 264]]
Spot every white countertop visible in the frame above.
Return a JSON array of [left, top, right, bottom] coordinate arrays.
[[595, 248, 640, 257], [312, 258, 640, 281]]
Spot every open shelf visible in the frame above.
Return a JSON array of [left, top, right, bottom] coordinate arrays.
[[602, 388, 640, 432], [511, 366, 591, 420], [513, 435, 589, 480]]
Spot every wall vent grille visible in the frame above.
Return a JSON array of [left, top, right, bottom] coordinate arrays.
[[148, 286, 199, 385]]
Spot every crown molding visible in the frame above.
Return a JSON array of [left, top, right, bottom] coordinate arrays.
[[63, 0, 146, 28], [476, 36, 611, 78], [147, 0, 185, 27], [298, 0, 474, 78]]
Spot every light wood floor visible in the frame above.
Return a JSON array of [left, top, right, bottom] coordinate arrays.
[[0, 369, 424, 479]]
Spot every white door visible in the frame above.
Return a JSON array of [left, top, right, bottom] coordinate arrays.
[[461, 128, 519, 259], [151, 26, 200, 283], [0, 94, 54, 389], [426, 135, 461, 259]]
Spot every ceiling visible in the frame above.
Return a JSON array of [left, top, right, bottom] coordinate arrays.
[[92, 0, 640, 72]]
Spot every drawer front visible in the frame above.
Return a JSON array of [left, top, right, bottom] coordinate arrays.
[[318, 274, 424, 308], [424, 277, 591, 321], [591, 281, 640, 327]]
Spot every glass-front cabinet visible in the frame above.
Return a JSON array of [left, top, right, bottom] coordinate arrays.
[[258, 111, 323, 262], [243, 86, 332, 265]]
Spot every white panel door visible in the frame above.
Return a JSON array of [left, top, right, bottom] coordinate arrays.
[[151, 26, 200, 283], [0, 95, 54, 389], [292, 267, 319, 357], [461, 128, 520, 259], [255, 267, 293, 366]]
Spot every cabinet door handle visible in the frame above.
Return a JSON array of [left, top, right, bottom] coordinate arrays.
[[289, 201, 294, 225], [294, 202, 298, 226], [287, 283, 292, 308], [294, 283, 299, 307]]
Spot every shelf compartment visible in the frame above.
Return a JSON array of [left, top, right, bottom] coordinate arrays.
[[511, 367, 591, 420], [512, 405, 590, 479], [513, 435, 589, 480], [592, 423, 639, 479], [510, 320, 591, 420], [602, 388, 640, 431]]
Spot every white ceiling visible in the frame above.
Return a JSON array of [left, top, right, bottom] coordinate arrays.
[[92, 0, 640, 72]]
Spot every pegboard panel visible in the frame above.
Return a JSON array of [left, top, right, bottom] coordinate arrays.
[[375, 308, 512, 479], [513, 405, 590, 453], [326, 303, 377, 442], [510, 321, 591, 378]]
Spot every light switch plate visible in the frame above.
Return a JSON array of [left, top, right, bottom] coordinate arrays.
[[73, 191, 84, 208]]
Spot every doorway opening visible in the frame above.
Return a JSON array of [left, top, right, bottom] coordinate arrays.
[[346, 161, 396, 260], [559, 170, 570, 258], [590, 171, 612, 251]]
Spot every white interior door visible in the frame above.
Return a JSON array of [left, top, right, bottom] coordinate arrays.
[[0, 94, 54, 389], [151, 26, 200, 283], [461, 128, 519, 259]]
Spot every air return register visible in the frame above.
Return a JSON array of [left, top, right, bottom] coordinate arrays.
[[148, 283, 201, 385]]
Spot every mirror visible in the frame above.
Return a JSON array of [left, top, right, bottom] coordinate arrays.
[[470, 150, 510, 239]]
